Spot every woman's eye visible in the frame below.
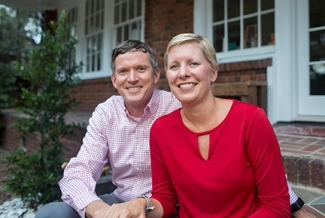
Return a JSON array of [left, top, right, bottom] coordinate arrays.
[[170, 65, 178, 69]]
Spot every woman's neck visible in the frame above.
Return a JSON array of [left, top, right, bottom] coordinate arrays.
[[181, 96, 219, 132]]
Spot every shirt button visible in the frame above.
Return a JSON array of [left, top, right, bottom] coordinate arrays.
[[136, 167, 139, 170]]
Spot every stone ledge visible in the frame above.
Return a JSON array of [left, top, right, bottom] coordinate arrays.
[[283, 155, 325, 190]]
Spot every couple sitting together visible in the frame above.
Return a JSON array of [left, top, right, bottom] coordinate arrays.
[[36, 33, 312, 218]]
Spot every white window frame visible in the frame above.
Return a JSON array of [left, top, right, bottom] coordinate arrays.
[[59, 0, 145, 80], [112, 0, 144, 45], [194, 0, 275, 64]]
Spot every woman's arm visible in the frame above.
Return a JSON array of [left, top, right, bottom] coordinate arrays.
[[246, 108, 290, 217]]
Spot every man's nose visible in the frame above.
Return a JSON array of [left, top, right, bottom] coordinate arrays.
[[128, 70, 138, 82]]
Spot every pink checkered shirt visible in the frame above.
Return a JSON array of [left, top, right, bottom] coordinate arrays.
[[59, 89, 181, 217]]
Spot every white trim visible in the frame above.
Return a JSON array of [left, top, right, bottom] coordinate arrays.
[[193, 0, 208, 37], [292, 115, 325, 123], [217, 46, 275, 64], [272, 0, 295, 123], [267, 64, 276, 124]]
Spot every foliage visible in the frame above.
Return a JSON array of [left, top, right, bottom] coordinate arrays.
[[5, 10, 82, 206], [0, 6, 40, 128]]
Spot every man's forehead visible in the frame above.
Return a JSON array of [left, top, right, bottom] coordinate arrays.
[[115, 51, 151, 65]]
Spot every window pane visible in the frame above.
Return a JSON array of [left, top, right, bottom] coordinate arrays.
[[86, 0, 90, 16], [309, 0, 325, 28], [261, 12, 274, 45], [310, 64, 325, 95], [92, 54, 95, 71], [98, 33, 102, 52], [261, 0, 274, 11], [101, 11, 104, 29], [96, 14, 100, 31], [117, 27, 122, 43], [244, 17, 257, 48], [310, 30, 325, 62], [129, 0, 135, 19], [228, 21, 240, 50], [122, 2, 127, 22], [244, 0, 257, 15], [124, 25, 129, 40], [114, 5, 119, 24], [91, 0, 94, 14], [228, 0, 240, 19], [87, 38, 91, 53], [86, 56, 90, 72], [97, 53, 101, 71], [92, 35, 97, 52], [90, 16, 94, 32], [213, 0, 224, 22], [137, 0, 142, 16], [213, 24, 225, 52], [85, 18, 89, 34]]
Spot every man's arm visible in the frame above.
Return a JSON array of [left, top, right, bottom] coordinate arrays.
[[59, 104, 111, 217], [287, 175, 315, 217]]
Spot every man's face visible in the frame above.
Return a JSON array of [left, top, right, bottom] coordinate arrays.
[[111, 51, 160, 116]]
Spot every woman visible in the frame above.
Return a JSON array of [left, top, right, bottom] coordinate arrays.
[[147, 33, 290, 217], [106, 33, 290, 217]]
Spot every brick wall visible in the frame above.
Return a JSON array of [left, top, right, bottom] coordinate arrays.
[[70, 78, 118, 112], [0, 109, 85, 160], [283, 156, 325, 190], [217, 58, 271, 83], [145, 0, 194, 74]]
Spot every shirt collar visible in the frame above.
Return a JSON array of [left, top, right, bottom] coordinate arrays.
[[124, 88, 160, 120]]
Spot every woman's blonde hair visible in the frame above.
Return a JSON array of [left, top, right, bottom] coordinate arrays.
[[164, 33, 218, 71]]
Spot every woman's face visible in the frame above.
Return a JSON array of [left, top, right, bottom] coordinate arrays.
[[166, 42, 217, 106]]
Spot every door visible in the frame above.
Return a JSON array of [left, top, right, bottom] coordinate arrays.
[[297, 0, 325, 120]]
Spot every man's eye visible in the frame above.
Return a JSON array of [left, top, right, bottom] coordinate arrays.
[[138, 67, 146, 72], [191, 62, 198, 66], [119, 70, 127, 74]]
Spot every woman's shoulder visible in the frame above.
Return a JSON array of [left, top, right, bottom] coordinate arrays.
[[154, 108, 181, 126]]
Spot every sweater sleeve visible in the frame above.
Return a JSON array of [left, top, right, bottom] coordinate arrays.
[[150, 120, 178, 218], [245, 108, 290, 217]]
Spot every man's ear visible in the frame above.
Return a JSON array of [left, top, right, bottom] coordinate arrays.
[[111, 73, 117, 89], [153, 68, 160, 84]]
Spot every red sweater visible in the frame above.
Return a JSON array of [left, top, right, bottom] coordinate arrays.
[[150, 100, 290, 218]]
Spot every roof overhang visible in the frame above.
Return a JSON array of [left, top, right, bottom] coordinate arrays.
[[0, 0, 62, 11]]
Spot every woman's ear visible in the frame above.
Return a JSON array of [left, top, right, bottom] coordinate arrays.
[[211, 68, 218, 83]]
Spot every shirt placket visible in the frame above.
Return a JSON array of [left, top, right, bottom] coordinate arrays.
[[133, 120, 144, 194]]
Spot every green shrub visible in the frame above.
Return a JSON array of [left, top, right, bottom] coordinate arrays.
[[5, 10, 83, 207]]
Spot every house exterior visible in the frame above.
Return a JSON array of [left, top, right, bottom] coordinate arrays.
[[0, 0, 324, 158], [1, 0, 324, 124]]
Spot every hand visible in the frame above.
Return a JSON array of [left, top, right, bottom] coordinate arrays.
[[103, 198, 146, 218], [292, 206, 316, 218], [85, 200, 111, 218]]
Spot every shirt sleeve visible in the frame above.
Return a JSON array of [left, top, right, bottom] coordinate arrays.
[[245, 108, 290, 217], [150, 119, 178, 218], [59, 104, 110, 218]]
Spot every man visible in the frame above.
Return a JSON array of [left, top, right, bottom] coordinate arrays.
[[36, 40, 311, 218]]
